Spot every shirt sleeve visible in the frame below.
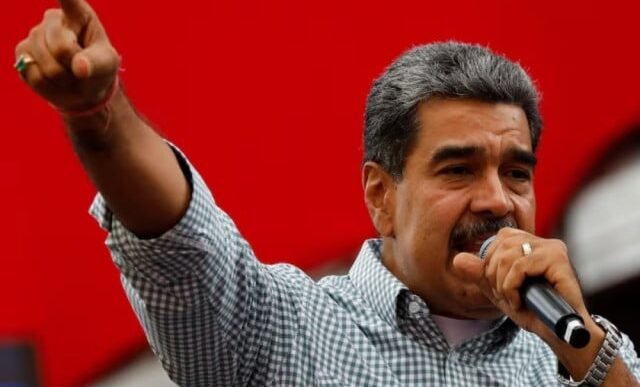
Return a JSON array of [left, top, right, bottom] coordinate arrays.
[[89, 143, 302, 386], [618, 332, 640, 380]]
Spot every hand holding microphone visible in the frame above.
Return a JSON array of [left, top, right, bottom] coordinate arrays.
[[453, 228, 591, 349], [479, 235, 590, 348]]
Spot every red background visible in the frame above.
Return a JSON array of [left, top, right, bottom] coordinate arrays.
[[2, 0, 640, 385]]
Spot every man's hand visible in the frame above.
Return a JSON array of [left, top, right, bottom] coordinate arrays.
[[15, 0, 120, 113], [14, 0, 191, 238], [452, 227, 588, 341], [453, 227, 635, 383]]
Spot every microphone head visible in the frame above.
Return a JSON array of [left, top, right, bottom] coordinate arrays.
[[478, 235, 497, 260], [563, 317, 590, 348]]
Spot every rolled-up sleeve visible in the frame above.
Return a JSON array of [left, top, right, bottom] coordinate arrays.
[[89, 144, 295, 386]]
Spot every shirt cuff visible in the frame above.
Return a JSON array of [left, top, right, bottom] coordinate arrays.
[[88, 142, 217, 285]]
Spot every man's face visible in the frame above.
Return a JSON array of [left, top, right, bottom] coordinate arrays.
[[373, 98, 537, 319]]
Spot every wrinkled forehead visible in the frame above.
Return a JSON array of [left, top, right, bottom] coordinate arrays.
[[412, 98, 533, 158]]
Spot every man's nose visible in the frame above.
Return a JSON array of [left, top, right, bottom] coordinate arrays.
[[470, 172, 513, 217]]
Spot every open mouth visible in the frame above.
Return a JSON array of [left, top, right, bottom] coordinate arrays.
[[451, 234, 495, 256]]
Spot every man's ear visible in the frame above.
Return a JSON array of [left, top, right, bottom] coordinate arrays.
[[362, 161, 396, 237]]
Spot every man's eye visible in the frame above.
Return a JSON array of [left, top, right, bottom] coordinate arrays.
[[507, 169, 531, 181], [442, 166, 471, 175]]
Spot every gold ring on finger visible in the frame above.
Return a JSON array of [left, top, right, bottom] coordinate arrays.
[[521, 242, 533, 256], [14, 54, 36, 73]]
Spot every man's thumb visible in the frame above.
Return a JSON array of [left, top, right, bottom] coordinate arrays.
[[452, 253, 484, 282], [70, 42, 119, 79]]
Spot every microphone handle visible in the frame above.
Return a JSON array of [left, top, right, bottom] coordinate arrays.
[[522, 277, 590, 348]]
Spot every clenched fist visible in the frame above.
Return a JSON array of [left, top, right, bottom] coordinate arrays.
[[15, 0, 120, 113]]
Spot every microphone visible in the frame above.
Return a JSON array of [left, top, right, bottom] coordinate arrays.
[[478, 236, 590, 348]]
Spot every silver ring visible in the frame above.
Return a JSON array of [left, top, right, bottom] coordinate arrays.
[[521, 242, 533, 256]]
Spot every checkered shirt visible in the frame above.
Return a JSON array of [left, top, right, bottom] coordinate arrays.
[[90, 146, 640, 386]]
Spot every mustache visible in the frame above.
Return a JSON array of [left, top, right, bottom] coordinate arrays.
[[450, 216, 518, 248]]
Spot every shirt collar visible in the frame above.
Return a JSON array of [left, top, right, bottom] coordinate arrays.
[[349, 238, 519, 344], [349, 239, 408, 327]]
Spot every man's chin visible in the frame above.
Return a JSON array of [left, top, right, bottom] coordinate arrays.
[[456, 287, 503, 319]]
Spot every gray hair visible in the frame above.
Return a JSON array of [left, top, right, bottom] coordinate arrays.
[[364, 41, 542, 180]]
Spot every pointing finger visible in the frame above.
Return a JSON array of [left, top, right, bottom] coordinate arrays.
[[58, 0, 94, 31]]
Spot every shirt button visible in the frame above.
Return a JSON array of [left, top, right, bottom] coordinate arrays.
[[449, 352, 460, 362], [408, 301, 421, 314]]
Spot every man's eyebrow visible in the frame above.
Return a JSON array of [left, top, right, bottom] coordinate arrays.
[[506, 148, 537, 168], [431, 145, 484, 164], [429, 145, 537, 168]]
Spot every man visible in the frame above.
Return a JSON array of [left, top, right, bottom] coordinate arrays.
[[14, 0, 640, 385]]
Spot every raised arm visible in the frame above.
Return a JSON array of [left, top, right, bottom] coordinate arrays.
[[15, 0, 189, 238], [14, 4, 309, 384]]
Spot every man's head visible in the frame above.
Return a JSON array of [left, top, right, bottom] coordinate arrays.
[[364, 41, 542, 181], [362, 42, 541, 319]]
